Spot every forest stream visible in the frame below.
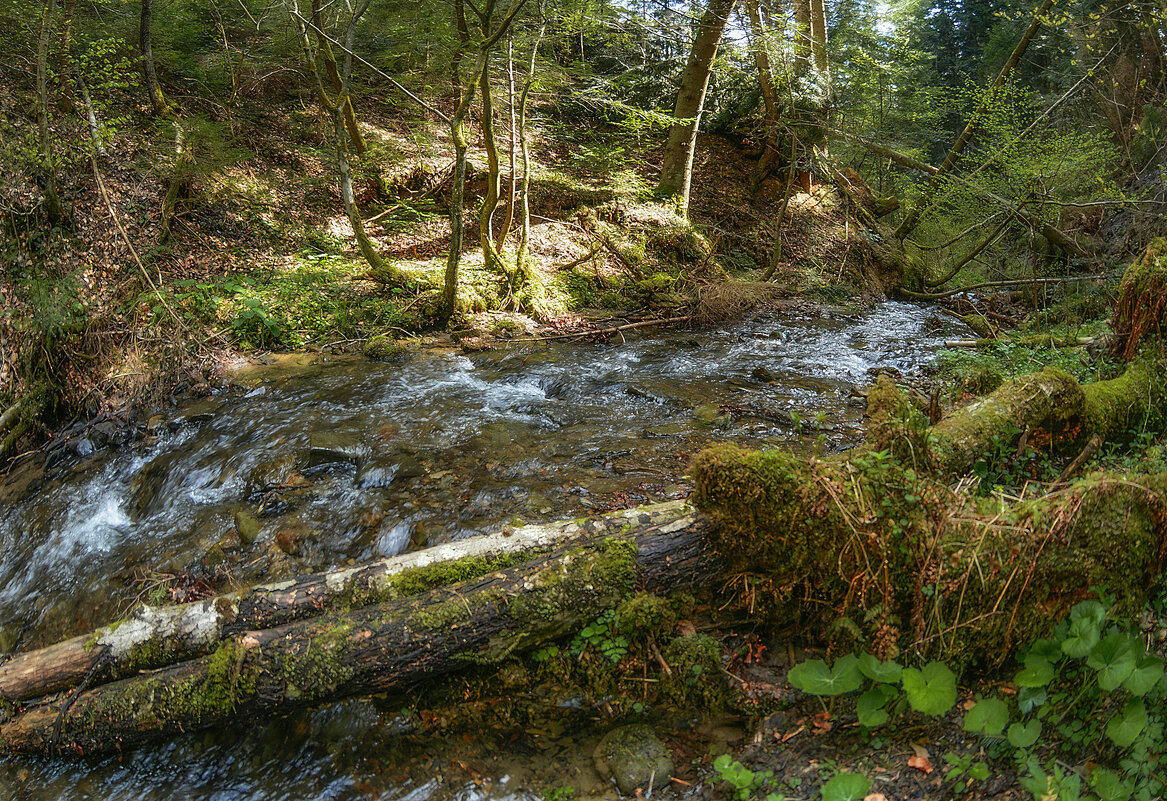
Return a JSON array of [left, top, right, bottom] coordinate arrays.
[[0, 301, 969, 801]]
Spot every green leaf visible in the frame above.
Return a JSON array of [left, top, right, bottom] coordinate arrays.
[[1007, 719, 1041, 748], [1090, 767, 1134, 801], [901, 661, 957, 716], [1017, 685, 1048, 714], [819, 772, 871, 801], [1015, 653, 1057, 688], [969, 762, 990, 781], [1106, 698, 1147, 748], [1061, 614, 1101, 659], [788, 655, 863, 696], [858, 652, 902, 684], [1088, 634, 1138, 691], [857, 685, 895, 727], [1070, 599, 1107, 628], [1122, 653, 1164, 697], [963, 697, 1009, 735]]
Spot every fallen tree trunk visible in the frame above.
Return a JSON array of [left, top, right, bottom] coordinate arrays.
[[927, 352, 1166, 476], [0, 502, 691, 705], [0, 503, 711, 755]]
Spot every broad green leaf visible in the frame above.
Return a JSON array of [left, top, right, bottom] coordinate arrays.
[[901, 661, 958, 716], [788, 655, 863, 696], [1122, 653, 1164, 697], [1062, 614, 1102, 659], [969, 762, 990, 781], [1090, 767, 1134, 801], [1018, 685, 1048, 713], [819, 772, 871, 801], [1007, 719, 1041, 748], [1088, 633, 1137, 691], [963, 697, 1009, 735], [1070, 599, 1107, 628], [858, 652, 902, 684], [856, 685, 895, 727], [1106, 698, 1147, 748], [1015, 651, 1057, 687]]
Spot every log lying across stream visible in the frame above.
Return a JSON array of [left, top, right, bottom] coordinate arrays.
[[0, 500, 712, 755], [0, 503, 694, 705]]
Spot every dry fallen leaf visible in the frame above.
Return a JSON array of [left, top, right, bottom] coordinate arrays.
[[908, 755, 932, 773], [864, 794, 889, 801]]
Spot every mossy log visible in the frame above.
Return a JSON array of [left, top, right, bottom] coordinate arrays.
[[692, 444, 1167, 666], [0, 504, 712, 756], [0, 503, 693, 706], [928, 354, 1166, 476]]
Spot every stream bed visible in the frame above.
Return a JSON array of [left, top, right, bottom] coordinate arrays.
[[0, 301, 967, 801]]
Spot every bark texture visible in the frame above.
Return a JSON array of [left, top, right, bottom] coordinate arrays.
[[657, 0, 737, 207], [0, 504, 710, 756], [0, 503, 691, 706]]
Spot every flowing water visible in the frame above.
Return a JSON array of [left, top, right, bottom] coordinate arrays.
[[0, 302, 967, 800]]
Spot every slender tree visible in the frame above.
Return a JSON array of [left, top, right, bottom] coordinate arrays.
[[894, 0, 1056, 241], [657, 0, 737, 212], [140, 0, 171, 116], [36, 0, 62, 224]]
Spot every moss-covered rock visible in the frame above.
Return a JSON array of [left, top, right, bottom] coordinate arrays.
[[593, 724, 674, 794], [362, 335, 411, 360]]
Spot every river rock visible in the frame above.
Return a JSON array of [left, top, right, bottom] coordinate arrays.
[[593, 724, 674, 794], [234, 509, 262, 546], [246, 452, 299, 495], [306, 432, 367, 469]]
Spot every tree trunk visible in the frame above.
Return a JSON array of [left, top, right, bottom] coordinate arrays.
[[477, 53, 508, 276], [790, 0, 810, 77], [496, 36, 517, 250], [36, 0, 62, 225], [745, 0, 781, 191], [0, 506, 710, 756], [927, 354, 1166, 477], [56, 0, 74, 109], [311, 0, 367, 156], [894, 0, 1056, 241], [0, 502, 690, 705], [140, 0, 170, 117], [657, 0, 737, 209]]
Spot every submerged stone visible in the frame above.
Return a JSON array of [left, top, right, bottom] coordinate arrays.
[[593, 723, 674, 794], [234, 509, 262, 546]]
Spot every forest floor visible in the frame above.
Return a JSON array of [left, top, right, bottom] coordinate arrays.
[[3, 75, 1165, 800]]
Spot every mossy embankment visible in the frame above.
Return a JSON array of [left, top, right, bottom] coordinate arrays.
[[689, 330, 1167, 667]]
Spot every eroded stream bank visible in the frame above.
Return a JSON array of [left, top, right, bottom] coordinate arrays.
[[0, 301, 968, 800]]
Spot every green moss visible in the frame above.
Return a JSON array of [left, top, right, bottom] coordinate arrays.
[[1082, 352, 1167, 440], [495, 539, 639, 661], [124, 639, 171, 672], [615, 594, 677, 638], [663, 634, 727, 710], [693, 439, 1167, 666], [387, 553, 522, 598], [362, 335, 411, 360], [281, 621, 355, 701], [928, 367, 1086, 475], [341, 552, 526, 611]]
